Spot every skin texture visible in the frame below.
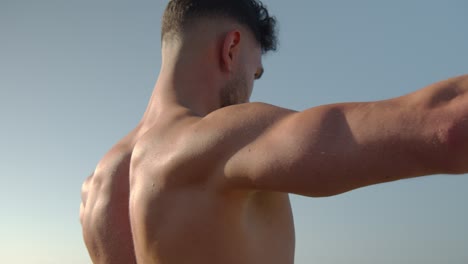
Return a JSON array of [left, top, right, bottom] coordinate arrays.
[[80, 16, 468, 264]]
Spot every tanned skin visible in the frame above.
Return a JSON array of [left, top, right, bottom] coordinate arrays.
[[80, 17, 468, 264]]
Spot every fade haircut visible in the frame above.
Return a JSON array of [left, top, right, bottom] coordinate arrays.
[[161, 0, 278, 54]]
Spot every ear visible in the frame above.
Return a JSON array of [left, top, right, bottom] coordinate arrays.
[[220, 30, 241, 73]]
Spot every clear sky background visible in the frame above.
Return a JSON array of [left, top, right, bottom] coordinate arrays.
[[1, 0, 468, 263]]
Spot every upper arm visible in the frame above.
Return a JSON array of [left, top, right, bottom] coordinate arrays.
[[222, 99, 444, 197]]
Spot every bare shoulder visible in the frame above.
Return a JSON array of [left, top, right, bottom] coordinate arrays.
[[193, 102, 297, 163], [200, 102, 296, 135], [188, 102, 296, 189]]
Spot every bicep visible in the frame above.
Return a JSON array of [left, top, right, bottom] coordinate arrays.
[[224, 101, 435, 197]]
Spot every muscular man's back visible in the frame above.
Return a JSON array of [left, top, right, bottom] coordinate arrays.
[[80, 0, 468, 262], [80, 129, 140, 263], [81, 105, 296, 264], [81, 74, 468, 263]]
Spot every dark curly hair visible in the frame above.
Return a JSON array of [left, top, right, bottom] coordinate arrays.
[[161, 0, 278, 54]]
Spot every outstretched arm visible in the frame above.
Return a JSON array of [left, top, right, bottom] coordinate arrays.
[[216, 74, 468, 197]]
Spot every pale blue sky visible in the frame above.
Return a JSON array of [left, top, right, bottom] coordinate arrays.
[[1, 0, 468, 263]]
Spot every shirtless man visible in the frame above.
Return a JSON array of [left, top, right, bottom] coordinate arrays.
[[79, 0, 468, 263]]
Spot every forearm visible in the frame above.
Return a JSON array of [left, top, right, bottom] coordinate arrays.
[[341, 97, 439, 186], [343, 75, 468, 183], [398, 74, 468, 174], [408, 74, 468, 110], [425, 74, 468, 173]]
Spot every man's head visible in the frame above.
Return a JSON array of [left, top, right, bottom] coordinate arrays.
[[160, 0, 278, 107]]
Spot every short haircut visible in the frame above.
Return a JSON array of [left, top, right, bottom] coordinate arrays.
[[161, 0, 278, 54]]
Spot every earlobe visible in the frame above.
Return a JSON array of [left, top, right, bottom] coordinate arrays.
[[221, 31, 241, 73]]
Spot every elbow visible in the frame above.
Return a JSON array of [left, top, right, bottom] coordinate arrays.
[[435, 117, 468, 174]]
